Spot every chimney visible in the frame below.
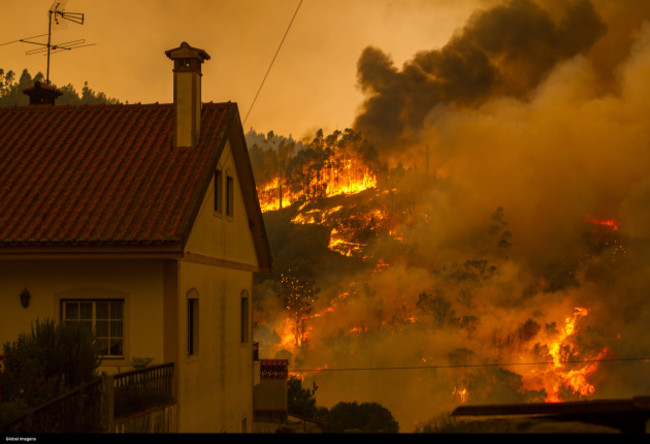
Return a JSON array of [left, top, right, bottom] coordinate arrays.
[[165, 42, 211, 148], [22, 81, 62, 105]]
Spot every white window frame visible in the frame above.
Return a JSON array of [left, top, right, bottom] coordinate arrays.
[[61, 299, 125, 359]]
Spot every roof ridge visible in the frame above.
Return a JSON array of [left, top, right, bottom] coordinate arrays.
[[0, 101, 235, 112]]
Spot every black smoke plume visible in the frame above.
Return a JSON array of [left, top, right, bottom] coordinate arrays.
[[354, 0, 606, 153]]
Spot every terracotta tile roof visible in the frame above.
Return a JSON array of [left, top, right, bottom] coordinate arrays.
[[0, 102, 233, 250]]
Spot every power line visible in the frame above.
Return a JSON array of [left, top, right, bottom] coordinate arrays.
[[243, 0, 303, 126], [290, 356, 650, 373]]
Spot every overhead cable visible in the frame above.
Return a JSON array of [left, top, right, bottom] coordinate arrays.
[[243, 0, 303, 126]]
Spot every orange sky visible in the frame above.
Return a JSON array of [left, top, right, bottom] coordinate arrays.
[[1, 0, 491, 140]]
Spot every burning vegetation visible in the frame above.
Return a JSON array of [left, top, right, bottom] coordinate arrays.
[[249, 0, 650, 432]]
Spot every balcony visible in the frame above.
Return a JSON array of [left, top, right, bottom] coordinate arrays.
[[0, 363, 175, 433]]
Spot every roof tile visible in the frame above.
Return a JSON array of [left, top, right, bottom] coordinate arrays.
[[0, 102, 231, 249]]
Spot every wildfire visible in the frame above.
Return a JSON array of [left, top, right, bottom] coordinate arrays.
[[373, 259, 391, 273], [257, 154, 378, 214], [328, 228, 366, 257], [586, 217, 619, 232], [453, 386, 468, 404], [325, 158, 378, 196], [348, 325, 369, 334], [548, 307, 589, 368], [291, 205, 344, 225], [522, 307, 609, 403], [277, 317, 304, 350], [258, 178, 300, 213]]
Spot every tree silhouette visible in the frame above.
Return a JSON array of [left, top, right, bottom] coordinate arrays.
[[0, 68, 119, 106], [287, 375, 318, 418], [321, 401, 399, 433], [281, 268, 319, 348]]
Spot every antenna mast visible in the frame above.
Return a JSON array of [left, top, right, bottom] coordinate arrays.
[[0, 1, 92, 84], [46, 1, 84, 83]]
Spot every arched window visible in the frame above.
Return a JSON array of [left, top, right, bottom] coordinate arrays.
[[187, 288, 199, 355], [240, 290, 250, 343]]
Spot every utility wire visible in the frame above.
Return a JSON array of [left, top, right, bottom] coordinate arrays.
[[243, 0, 303, 126], [290, 356, 650, 373]]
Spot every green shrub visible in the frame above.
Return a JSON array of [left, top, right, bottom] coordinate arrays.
[[0, 318, 101, 424]]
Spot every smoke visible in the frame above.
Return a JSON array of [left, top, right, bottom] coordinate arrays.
[[354, 0, 607, 152], [255, 0, 650, 432]]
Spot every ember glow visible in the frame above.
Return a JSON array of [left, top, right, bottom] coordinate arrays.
[[586, 218, 619, 232]]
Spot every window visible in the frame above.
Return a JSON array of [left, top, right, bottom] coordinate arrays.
[[226, 175, 234, 217], [214, 169, 223, 214], [62, 300, 124, 358], [240, 290, 249, 343], [188, 297, 199, 355]]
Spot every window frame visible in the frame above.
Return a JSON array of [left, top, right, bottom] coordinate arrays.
[[187, 297, 199, 356], [240, 290, 250, 343], [60, 298, 125, 359], [226, 175, 234, 218], [214, 169, 223, 215]]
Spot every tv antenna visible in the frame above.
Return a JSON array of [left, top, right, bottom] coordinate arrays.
[[0, 1, 94, 84]]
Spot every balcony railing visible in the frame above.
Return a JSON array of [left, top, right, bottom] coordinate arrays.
[[113, 362, 174, 419], [1, 378, 103, 433], [260, 359, 289, 379], [1, 362, 175, 433]]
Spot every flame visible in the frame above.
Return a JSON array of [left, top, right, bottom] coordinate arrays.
[[586, 217, 619, 231], [328, 228, 366, 257], [278, 317, 300, 350], [258, 178, 301, 213], [325, 158, 377, 196], [257, 154, 377, 213], [521, 307, 608, 403], [348, 325, 369, 334], [453, 386, 468, 404], [548, 307, 589, 368], [373, 259, 391, 273]]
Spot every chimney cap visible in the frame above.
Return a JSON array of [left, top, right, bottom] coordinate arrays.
[[165, 41, 211, 62], [22, 81, 63, 105]]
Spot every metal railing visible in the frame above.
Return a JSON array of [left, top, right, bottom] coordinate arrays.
[[113, 363, 174, 419], [260, 359, 289, 379], [1, 378, 103, 433]]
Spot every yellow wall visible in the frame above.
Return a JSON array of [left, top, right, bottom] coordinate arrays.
[[176, 138, 257, 432], [0, 138, 260, 433], [176, 262, 253, 432], [184, 140, 259, 268], [0, 259, 166, 373], [173, 70, 201, 148]]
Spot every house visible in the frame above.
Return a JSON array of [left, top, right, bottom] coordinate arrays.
[[253, 359, 289, 432], [0, 42, 272, 433]]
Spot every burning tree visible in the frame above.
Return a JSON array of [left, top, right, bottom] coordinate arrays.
[[281, 268, 320, 348], [250, 128, 379, 212]]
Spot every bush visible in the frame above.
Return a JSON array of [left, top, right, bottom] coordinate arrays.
[[0, 318, 101, 424], [321, 401, 399, 433]]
